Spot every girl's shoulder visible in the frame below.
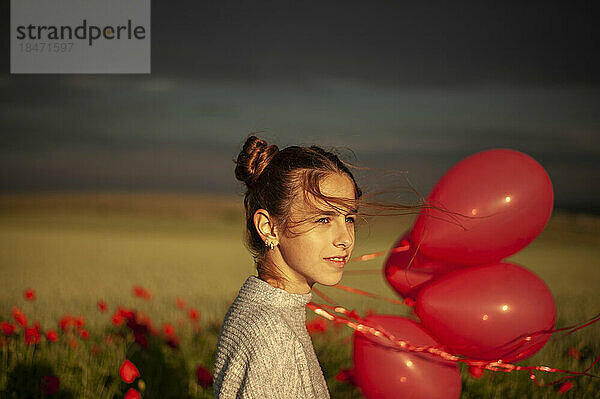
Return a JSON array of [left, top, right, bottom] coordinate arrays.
[[219, 298, 300, 351], [224, 298, 294, 334]]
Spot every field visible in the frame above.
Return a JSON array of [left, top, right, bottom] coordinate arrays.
[[1, 193, 599, 398]]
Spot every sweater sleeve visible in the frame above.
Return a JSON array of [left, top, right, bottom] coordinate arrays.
[[214, 329, 307, 399]]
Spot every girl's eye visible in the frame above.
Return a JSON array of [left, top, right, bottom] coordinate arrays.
[[315, 216, 356, 224]]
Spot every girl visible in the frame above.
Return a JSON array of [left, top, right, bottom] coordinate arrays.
[[213, 135, 362, 398]]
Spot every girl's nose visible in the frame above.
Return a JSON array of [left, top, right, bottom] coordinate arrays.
[[334, 223, 353, 248]]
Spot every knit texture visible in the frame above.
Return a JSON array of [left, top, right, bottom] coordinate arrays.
[[213, 275, 331, 398]]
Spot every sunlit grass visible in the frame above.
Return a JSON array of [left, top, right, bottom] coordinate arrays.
[[1, 193, 599, 398]]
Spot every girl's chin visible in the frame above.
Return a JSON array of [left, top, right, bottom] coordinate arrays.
[[317, 273, 343, 287]]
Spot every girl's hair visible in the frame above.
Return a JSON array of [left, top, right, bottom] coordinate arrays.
[[234, 135, 425, 287]]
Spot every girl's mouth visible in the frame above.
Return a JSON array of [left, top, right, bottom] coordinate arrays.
[[324, 256, 347, 267]]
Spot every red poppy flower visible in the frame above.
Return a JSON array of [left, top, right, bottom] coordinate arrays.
[[335, 368, 356, 385], [163, 323, 176, 337], [79, 329, 90, 339], [25, 323, 41, 345], [468, 366, 484, 379], [132, 286, 153, 300], [111, 314, 123, 326], [59, 315, 75, 332], [348, 310, 360, 320], [187, 308, 200, 323], [97, 300, 108, 312], [111, 307, 134, 326], [175, 297, 186, 309], [306, 318, 328, 335], [46, 330, 59, 342], [196, 365, 213, 388], [567, 347, 581, 360], [116, 307, 135, 321], [39, 374, 60, 395], [119, 359, 140, 383], [68, 338, 77, 349], [74, 316, 85, 329], [12, 307, 27, 327], [119, 307, 135, 319], [558, 381, 574, 394], [1, 321, 15, 336], [124, 388, 141, 399], [24, 288, 36, 301]]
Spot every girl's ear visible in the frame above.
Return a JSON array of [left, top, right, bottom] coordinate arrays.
[[253, 209, 279, 245]]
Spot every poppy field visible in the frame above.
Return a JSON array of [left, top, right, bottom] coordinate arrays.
[[1, 193, 599, 398]]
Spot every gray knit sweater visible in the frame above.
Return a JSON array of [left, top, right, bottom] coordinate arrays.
[[213, 275, 331, 398]]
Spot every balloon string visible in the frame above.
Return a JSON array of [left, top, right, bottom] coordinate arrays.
[[343, 243, 600, 348], [311, 287, 336, 305], [306, 302, 600, 382], [312, 284, 600, 387], [331, 245, 600, 358], [318, 279, 600, 361], [343, 241, 600, 341], [529, 353, 600, 387], [492, 313, 600, 357], [345, 217, 420, 290], [348, 242, 410, 263], [562, 313, 600, 337], [331, 210, 600, 385], [327, 284, 405, 305]]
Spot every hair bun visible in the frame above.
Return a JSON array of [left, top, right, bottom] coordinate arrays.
[[235, 135, 279, 187]]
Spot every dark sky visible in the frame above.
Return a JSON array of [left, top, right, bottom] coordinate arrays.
[[1, 1, 599, 211]]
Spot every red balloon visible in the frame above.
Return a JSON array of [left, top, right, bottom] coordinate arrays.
[[384, 233, 463, 299], [411, 149, 553, 265], [353, 315, 461, 399], [416, 262, 556, 362]]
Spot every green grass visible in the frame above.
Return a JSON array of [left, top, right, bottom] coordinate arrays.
[[1, 193, 599, 398]]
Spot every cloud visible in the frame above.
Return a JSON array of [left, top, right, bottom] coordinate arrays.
[[1, 1, 598, 89], [148, 1, 600, 88], [1, 1, 598, 209], [0, 147, 239, 193], [2, 78, 598, 160]]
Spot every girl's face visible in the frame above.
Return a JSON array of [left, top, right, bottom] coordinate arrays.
[[274, 173, 357, 294]]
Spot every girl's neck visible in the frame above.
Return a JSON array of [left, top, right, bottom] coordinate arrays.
[[259, 274, 312, 295]]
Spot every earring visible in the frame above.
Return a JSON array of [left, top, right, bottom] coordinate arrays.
[[265, 241, 276, 250]]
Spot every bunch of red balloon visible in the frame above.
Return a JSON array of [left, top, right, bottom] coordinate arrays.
[[353, 149, 556, 399]]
